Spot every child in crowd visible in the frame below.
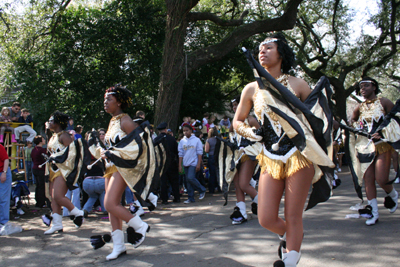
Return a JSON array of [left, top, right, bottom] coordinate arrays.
[[66, 117, 74, 130], [202, 113, 209, 127], [24, 141, 34, 184], [181, 117, 189, 127], [0, 107, 16, 143], [202, 113, 210, 133]]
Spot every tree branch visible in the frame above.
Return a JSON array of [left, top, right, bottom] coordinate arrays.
[[187, 10, 249, 26], [187, 0, 304, 73], [0, 9, 10, 32]]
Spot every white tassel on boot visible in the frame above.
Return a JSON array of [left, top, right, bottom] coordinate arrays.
[[69, 207, 84, 228], [126, 215, 150, 248], [365, 198, 379, 226], [106, 229, 127, 261], [387, 188, 398, 213], [236, 201, 248, 220], [44, 213, 63, 235], [283, 250, 301, 267]]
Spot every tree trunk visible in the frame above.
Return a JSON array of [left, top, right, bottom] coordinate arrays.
[[155, 0, 303, 131], [154, 0, 198, 131]]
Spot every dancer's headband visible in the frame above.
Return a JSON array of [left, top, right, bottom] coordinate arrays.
[[105, 92, 116, 97], [359, 80, 375, 86], [259, 38, 278, 49]]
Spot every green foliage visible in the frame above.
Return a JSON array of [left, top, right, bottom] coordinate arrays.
[[2, 0, 165, 132], [284, 0, 399, 120]]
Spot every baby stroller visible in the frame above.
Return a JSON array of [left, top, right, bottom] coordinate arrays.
[[10, 176, 30, 215]]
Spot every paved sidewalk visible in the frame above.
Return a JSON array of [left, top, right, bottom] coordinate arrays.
[[1, 167, 400, 266]]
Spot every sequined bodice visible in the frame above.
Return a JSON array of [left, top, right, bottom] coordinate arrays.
[[48, 132, 66, 154], [105, 113, 128, 147], [359, 97, 384, 134], [253, 74, 298, 137]]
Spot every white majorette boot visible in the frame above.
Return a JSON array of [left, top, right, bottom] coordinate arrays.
[[283, 250, 301, 267], [126, 215, 150, 248], [365, 198, 379, 226], [44, 213, 63, 234], [230, 201, 248, 225], [69, 207, 84, 228], [134, 200, 145, 216], [147, 192, 158, 208], [384, 188, 398, 213], [106, 229, 127, 261]]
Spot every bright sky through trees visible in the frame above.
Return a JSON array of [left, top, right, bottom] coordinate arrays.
[[345, 0, 380, 40]]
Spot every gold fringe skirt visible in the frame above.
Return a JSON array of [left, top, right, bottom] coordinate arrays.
[[256, 150, 312, 180], [240, 154, 251, 164], [104, 165, 118, 179], [375, 142, 394, 156]]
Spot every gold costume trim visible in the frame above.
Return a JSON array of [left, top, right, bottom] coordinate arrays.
[[104, 165, 118, 179], [48, 131, 66, 153], [359, 97, 384, 132], [375, 142, 394, 155], [235, 121, 262, 141], [276, 74, 299, 98], [256, 149, 312, 180], [105, 113, 128, 145]]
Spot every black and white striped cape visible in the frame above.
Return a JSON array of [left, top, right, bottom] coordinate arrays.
[[88, 121, 158, 201], [48, 138, 91, 190], [242, 47, 335, 210], [343, 99, 400, 200]]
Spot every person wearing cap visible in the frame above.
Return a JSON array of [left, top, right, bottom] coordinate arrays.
[[350, 76, 399, 226], [154, 122, 180, 204]]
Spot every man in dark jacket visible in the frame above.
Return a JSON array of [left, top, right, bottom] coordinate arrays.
[[154, 122, 180, 204]]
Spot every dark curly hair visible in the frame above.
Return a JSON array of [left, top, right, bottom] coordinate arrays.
[[356, 76, 380, 95], [51, 111, 69, 130], [105, 83, 133, 110], [257, 32, 296, 74]]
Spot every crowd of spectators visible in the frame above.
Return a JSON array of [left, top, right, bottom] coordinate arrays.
[[0, 105, 236, 230]]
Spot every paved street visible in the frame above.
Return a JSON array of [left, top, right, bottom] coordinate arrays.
[[1, 167, 400, 267]]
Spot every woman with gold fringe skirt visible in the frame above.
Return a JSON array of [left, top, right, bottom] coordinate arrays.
[[235, 33, 335, 267], [347, 77, 399, 226], [89, 84, 156, 261], [42, 111, 90, 235]]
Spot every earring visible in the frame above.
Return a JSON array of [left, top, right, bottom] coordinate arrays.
[[118, 104, 121, 107]]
